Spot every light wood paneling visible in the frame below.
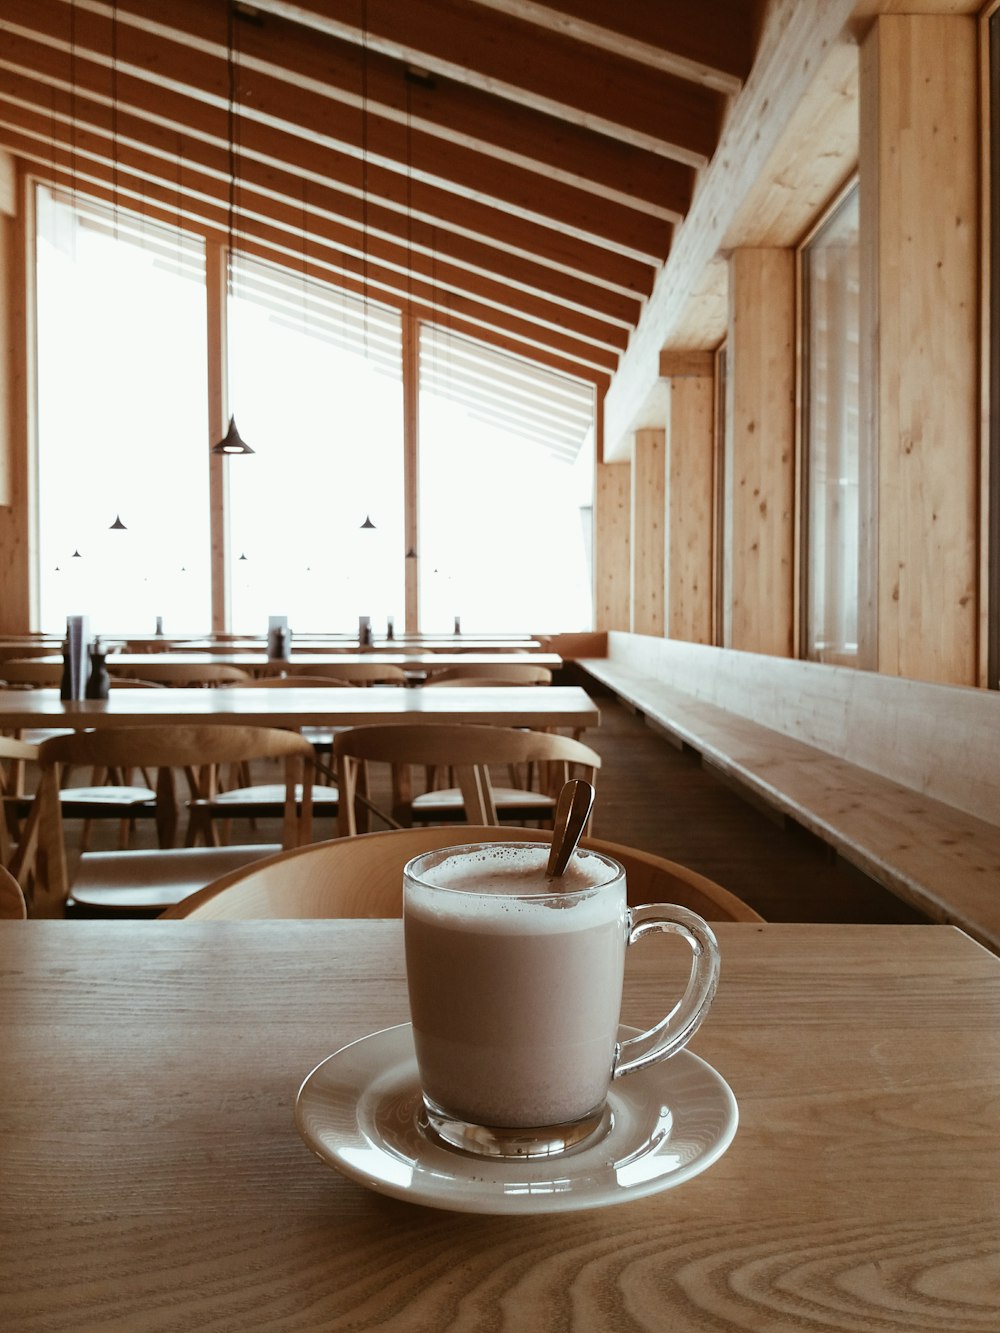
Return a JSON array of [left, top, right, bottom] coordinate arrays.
[[594, 460, 630, 630], [666, 373, 714, 643], [629, 427, 665, 635], [725, 249, 796, 655], [206, 241, 229, 635], [0, 163, 32, 631], [860, 15, 979, 685], [0, 152, 14, 509]]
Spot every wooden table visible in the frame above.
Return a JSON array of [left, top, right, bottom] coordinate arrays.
[[0, 685, 598, 733], [23, 651, 564, 672], [149, 636, 545, 653], [1, 921, 997, 1330]]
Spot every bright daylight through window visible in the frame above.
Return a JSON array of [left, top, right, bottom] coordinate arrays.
[[35, 184, 210, 636], [34, 189, 596, 635]]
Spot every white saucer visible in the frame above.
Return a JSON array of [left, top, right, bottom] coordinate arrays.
[[294, 1023, 738, 1215]]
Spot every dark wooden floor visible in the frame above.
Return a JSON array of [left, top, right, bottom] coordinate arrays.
[[578, 676, 925, 925]]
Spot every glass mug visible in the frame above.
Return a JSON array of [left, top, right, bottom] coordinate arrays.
[[403, 842, 721, 1159]]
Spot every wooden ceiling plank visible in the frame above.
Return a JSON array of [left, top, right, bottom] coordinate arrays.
[[63, 0, 693, 219], [604, 0, 859, 455], [0, 16, 659, 295], [466, 0, 756, 93], [247, 0, 724, 166], [4, 0, 671, 260], [0, 79, 644, 331], [224, 0, 695, 219]]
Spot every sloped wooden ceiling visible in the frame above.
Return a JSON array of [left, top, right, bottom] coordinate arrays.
[[0, 0, 760, 394]]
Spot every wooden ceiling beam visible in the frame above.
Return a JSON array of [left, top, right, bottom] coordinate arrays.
[[2, 0, 673, 260], [160, 0, 694, 221], [0, 73, 645, 329], [467, 1, 756, 94], [245, 0, 724, 166], [15, 146, 621, 375], [0, 15, 661, 292], [53, 0, 693, 220]]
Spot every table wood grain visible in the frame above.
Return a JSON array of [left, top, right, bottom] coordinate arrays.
[[0, 685, 599, 733], [1, 921, 998, 1331]]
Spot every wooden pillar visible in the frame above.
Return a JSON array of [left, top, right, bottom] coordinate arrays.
[[594, 460, 630, 631], [663, 352, 715, 643], [206, 241, 230, 633], [630, 427, 665, 635], [402, 313, 420, 633], [860, 15, 978, 685], [725, 248, 796, 655], [0, 158, 33, 632]]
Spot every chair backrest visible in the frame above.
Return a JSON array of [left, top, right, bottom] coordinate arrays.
[[107, 662, 253, 686], [262, 662, 409, 685], [332, 723, 601, 834], [13, 725, 316, 917], [424, 664, 552, 685], [0, 659, 63, 686], [0, 643, 60, 662], [0, 864, 27, 919], [234, 675, 352, 688], [0, 734, 39, 867], [161, 824, 763, 922]]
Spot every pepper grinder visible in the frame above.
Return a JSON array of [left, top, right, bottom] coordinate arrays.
[[85, 637, 110, 700]]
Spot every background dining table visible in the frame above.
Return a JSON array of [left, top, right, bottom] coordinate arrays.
[[1, 919, 997, 1331], [0, 685, 599, 734], [18, 651, 565, 672]]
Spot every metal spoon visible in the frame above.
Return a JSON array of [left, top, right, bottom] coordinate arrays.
[[545, 778, 596, 879]]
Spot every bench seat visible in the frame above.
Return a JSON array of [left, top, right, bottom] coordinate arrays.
[[576, 636, 1000, 954]]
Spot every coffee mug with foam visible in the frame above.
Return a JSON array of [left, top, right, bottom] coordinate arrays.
[[403, 841, 721, 1159]]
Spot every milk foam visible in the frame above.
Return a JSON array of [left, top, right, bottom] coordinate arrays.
[[406, 844, 622, 934]]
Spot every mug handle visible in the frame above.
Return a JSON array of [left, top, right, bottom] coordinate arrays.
[[612, 903, 721, 1080]]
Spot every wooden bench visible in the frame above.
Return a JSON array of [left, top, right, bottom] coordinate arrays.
[[567, 631, 1000, 953]]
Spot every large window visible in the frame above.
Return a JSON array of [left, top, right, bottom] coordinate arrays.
[[35, 185, 211, 636], [226, 256, 404, 634], [33, 189, 597, 635], [418, 326, 594, 632], [801, 185, 861, 664]]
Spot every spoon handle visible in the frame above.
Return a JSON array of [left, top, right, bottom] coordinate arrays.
[[546, 779, 596, 879]]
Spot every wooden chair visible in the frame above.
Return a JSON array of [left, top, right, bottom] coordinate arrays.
[[333, 723, 601, 835], [1, 730, 159, 855], [10, 725, 317, 917], [0, 864, 27, 919], [0, 660, 63, 686], [423, 664, 552, 685], [0, 735, 39, 867], [107, 662, 253, 687], [161, 824, 764, 922], [234, 676, 352, 688], [260, 661, 409, 686]]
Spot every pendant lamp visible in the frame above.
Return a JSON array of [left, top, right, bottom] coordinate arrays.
[[211, 4, 253, 458], [212, 415, 254, 456]]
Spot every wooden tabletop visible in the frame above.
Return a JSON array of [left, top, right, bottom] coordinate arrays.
[[22, 651, 564, 671], [0, 685, 598, 731], [1, 921, 996, 1330], [140, 636, 545, 653]]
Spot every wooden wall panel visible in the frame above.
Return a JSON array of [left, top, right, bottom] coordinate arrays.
[[0, 162, 32, 631], [594, 460, 630, 631], [666, 374, 714, 643], [725, 248, 796, 655], [0, 152, 13, 509], [630, 427, 665, 635], [860, 15, 979, 685]]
